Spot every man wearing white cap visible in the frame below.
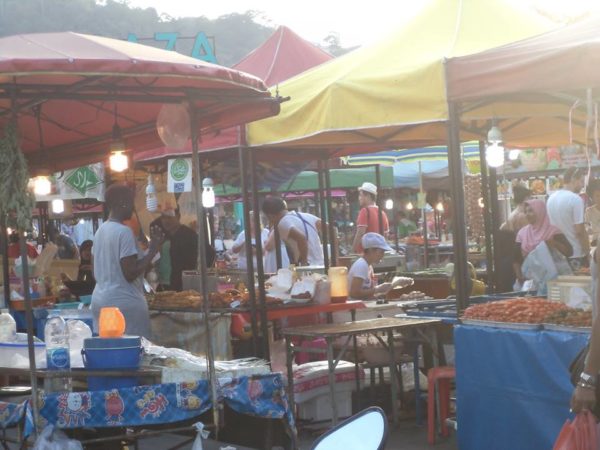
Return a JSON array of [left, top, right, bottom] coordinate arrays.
[[348, 233, 394, 299], [352, 182, 389, 253]]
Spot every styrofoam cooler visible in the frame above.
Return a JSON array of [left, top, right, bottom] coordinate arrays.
[[293, 360, 364, 422], [298, 389, 354, 422]]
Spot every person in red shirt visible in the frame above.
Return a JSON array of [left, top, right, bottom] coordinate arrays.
[[352, 182, 389, 253], [7, 231, 38, 259]]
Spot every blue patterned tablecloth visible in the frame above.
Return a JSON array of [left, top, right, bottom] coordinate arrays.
[[0, 373, 294, 438]]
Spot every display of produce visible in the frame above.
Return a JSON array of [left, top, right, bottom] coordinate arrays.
[[543, 309, 592, 328], [146, 288, 285, 311], [465, 174, 484, 239], [462, 298, 569, 324], [386, 289, 433, 301]]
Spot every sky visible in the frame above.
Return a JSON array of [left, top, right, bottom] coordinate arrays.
[[127, 0, 600, 48]]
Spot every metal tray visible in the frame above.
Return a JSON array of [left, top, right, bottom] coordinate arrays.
[[542, 323, 592, 334], [461, 319, 542, 330]]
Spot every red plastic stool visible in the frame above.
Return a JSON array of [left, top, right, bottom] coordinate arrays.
[[427, 366, 455, 445]]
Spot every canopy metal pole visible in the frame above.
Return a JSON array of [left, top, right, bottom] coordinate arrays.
[[419, 161, 429, 268], [375, 165, 385, 236], [274, 226, 283, 270], [190, 106, 219, 432], [1, 219, 10, 307], [249, 150, 270, 360], [238, 146, 259, 356], [318, 160, 330, 271], [19, 231, 40, 437], [478, 140, 495, 294], [324, 160, 337, 266], [488, 167, 501, 294], [447, 100, 470, 312]]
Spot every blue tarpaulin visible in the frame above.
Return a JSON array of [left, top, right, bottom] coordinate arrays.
[[455, 325, 588, 450]]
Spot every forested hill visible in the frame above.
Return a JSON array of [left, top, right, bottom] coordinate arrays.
[[0, 0, 275, 66]]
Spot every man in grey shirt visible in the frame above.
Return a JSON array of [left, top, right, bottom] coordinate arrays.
[[91, 184, 164, 338]]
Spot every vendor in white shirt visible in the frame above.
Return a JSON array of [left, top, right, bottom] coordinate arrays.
[[348, 233, 393, 299], [231, 211, 269, 271], [262, 196, 325, 266]]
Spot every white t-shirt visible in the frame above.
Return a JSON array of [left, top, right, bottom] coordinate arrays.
[[263, 230, 290, 274], [233, 229, 270, 270], [277, 212, 324, 266], [348, 257, 375, 299], [91, 221, 150, 337], [547, 189, 585, 257]]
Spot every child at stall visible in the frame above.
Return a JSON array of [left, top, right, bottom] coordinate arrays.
[[348, 232, 393, 300]]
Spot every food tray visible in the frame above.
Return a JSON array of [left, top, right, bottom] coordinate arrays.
[[461, 319, 542, 330], [542, 323, 592, 334]]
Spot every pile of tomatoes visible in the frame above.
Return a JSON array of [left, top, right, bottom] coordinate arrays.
[[462, 298, 571, 324]]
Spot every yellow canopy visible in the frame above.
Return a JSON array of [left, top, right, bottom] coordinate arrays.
[[247, 0, 555, 154]]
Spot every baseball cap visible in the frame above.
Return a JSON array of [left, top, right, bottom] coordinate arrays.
[[362, 232, 392, 252], [358, 182, 378, 196]]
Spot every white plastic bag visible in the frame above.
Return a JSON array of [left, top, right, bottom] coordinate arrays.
[[33, 425, 82, 450], [191, 422, 210, 450]]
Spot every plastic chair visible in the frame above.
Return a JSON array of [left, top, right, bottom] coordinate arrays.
[[427, 366, 455, 445]]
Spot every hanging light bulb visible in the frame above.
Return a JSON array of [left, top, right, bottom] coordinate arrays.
[[385, 199, 394, 210], [109, 151, 128, 172], [146, 174, 158, 212], [486, 142, 505, 168], [202, 177, 215, 208], [79, 218, 85, 225], [406, 201, 414, 211], [486, 124, 505, 168], [508, 149, 521, 161], [6, 227, 12, 236], [435, 202, 444, 213], [478, 197, 485, 208], [51, 199, 65, 214], [109, 107, 128, 172], [33, 176, 52, 196]]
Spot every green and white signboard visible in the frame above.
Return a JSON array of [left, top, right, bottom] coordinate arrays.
[[168, 158, 192, 193]]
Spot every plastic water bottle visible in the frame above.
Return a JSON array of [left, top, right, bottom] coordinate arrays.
[[0, 309, 16, 342], [44, 310, 71, 392]]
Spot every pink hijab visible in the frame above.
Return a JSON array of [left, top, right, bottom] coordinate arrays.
[[516, 199, 561, 256]]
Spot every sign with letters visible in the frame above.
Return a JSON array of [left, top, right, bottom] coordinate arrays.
[[127, 32, 217, 63]]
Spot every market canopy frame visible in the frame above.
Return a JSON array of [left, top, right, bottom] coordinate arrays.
[[0, 32, 282, 173], [446, 16, 600, 147], [245, 0, 554, 159]]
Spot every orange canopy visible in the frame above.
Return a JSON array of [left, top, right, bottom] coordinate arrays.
[[0, 32, 280, 173]]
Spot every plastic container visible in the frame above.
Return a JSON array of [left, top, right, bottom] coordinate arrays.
[[0, 332, 46, 368], [99, 307, 126, 338], [328, 267, 348, 303], [0, 309, 17, 342], [34, 308, 93, 341], [82, 336, 141, 391], [44, 310, 71, 392]]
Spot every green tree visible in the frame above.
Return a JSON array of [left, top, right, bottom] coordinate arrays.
[[0, 0, 274, 66]]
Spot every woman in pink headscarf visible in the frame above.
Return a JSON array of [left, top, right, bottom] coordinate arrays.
[[513, 199, 572, 284]]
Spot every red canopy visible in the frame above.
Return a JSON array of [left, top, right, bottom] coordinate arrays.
[[0, 32, 280, 173], [447, 18, 600, 100], [134, 26, 332, 162]]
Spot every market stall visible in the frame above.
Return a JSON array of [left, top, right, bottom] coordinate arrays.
[[0, 30, 285, 447]]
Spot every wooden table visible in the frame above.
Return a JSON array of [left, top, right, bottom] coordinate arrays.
[[282, 317, 442, 427], [238, 300, 366, 321]]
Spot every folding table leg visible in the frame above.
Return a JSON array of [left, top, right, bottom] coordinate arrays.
[[285, 336, 296, 420], [388, 330, 399, 425], [327, 337, 338, 426]]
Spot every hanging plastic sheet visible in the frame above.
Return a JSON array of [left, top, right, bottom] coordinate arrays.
[[455, 325, 589, 450]]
